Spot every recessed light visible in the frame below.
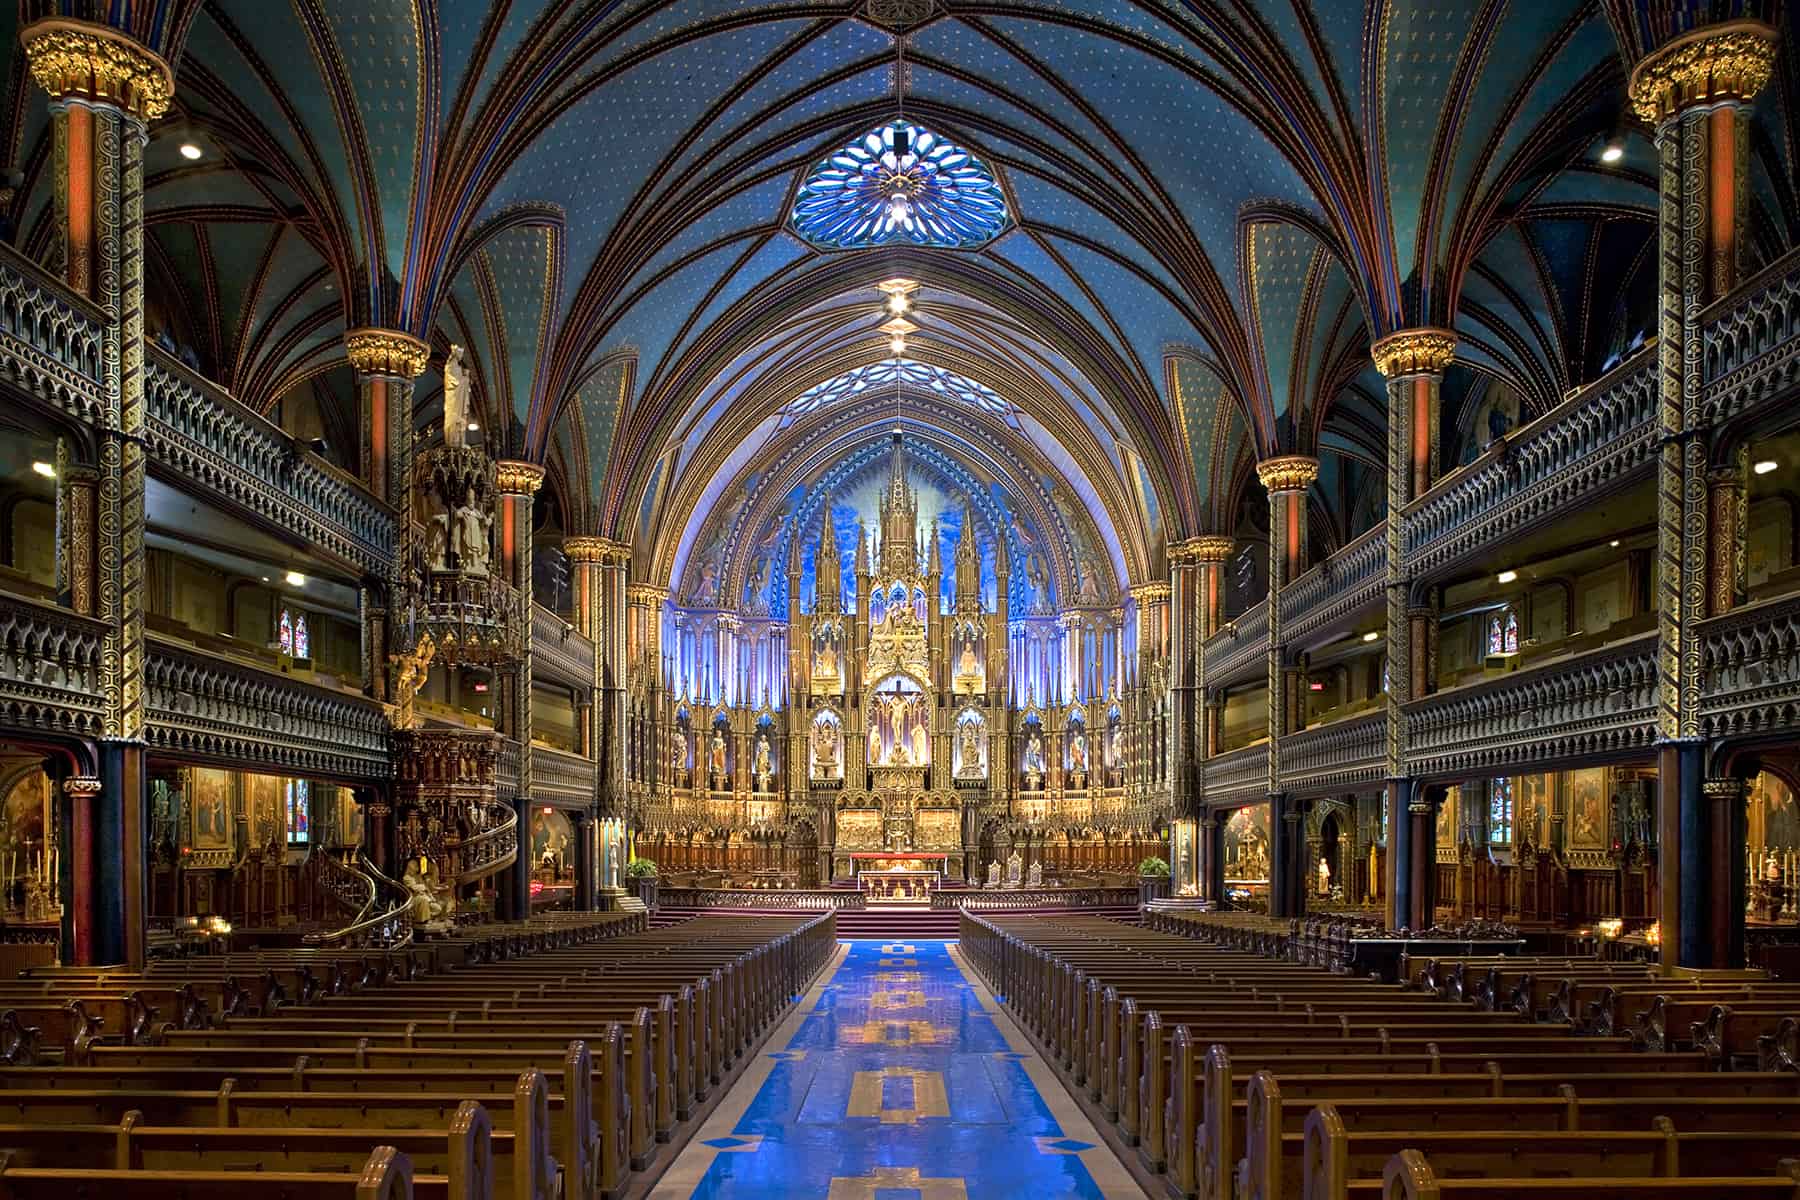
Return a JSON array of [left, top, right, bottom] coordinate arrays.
[[178, 142, 203, 161], [285, 570, 305, 586], [889, 336, 906, 355], [1609, 539, 1620, 548], [1600, 142, 1624, 164], [1497, 570, 1518, 584], [261, 576, 270, 583], [30, 461, 55, 478], [887, 294, 909, 315], [467, 421, 480, 432], [1362, 631, 1379, 643], [1754, 459, 1779, 475]]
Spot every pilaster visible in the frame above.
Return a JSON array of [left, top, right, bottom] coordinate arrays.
[[494, 459, 543, 920]]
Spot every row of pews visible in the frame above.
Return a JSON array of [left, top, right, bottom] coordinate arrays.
[[0, 909, 836, 1200], [960, 909, 1800, 1200]]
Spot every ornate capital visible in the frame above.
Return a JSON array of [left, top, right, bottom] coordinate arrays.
[[62, 775, 103, 800], [566, 535, 630, 565], [1170, 534, 1234, 566], [628, 583, 670, 606], [1369, 328, 1456, 378], [21, 19, 173, 122], [344, 327, 430, 379], [1129, 581, 1172, 604], [494, 460, 546, 497], [1628, 20, 1779, 125], [1702, 776, 1749, 803], [1255, 454, 1320, 494]]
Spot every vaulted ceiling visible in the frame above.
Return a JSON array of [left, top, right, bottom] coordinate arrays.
[[4, 0, 1793, 589]]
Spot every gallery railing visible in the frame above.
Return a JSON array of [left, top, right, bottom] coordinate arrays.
[[532, 604, 595, 689], [535, 744, 597, 805], [1202, 599, 1268, 688], [1403, 633, 1658, 782], [933, 886, 1140, 910], [1278, 710, 1384, 798], [1280, 525, 1384, 647], [1203, 741, 1270, 808], [0, 244, 106, 418], [497, 738, 521, 797], [145, 636, 392, 781], [144, 350, 396, 578], [1703, 244, 1800, 428], [1697, 591, 1800, 741], [0, 591, 108, 739]]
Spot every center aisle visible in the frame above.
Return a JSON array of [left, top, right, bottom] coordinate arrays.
[[650, 938, 1146, 1199]]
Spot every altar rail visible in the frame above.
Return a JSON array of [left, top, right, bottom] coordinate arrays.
[[145, 635, 392, 781], [1201, 598, 1267, 688], [932, 886, 1140, 910], [655, 886, 867, 911]]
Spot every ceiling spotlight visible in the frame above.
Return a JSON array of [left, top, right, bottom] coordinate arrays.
[[285, 570, 306, 586], [178, 141, 203, 161], [1609, 539, 1621, 548], [889, 335, 907, 355], [1600, 140, 1624, 164], [261, 576, 271, 583], [1754, 459, 1779, 475], [30, 461, 55, 478], [1497, 569, 1518, 584], [887, 293, 910, 315], [1362, 631, 1380, 643]]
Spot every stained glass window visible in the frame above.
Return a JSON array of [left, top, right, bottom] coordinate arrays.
[[293, 613, 311, 659], [791, 121, 1009, 249], [1489, 778, 1513, 845], [780, 359, 1020, 428], [278, 609, 293, 655], [1487, 608, 1519, 656], [286, 779, 309, 844]]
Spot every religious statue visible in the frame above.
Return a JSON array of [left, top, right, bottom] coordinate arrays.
[[753, 734, 773, 793], [957, 720, 983, 777], [402, 855, 452, 932], [812, 720, 839, 775], [815, 638, 839, 678], [909, 722, 929, 767], [1026, 554, 1050, 612], [708, 728, 728, 788], [1068, 731, 1088, 775], [442, 343, 471, 449], [956, 638, 980, 682], [1317, 855, 1332, 897], [455, 503, 492, 576], [869, 725, 882, 767], [1022, 732, 1045, 787], [428, 509, 452, 570]]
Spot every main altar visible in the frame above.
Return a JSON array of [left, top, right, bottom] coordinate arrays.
[[850, 851, 948, 904]]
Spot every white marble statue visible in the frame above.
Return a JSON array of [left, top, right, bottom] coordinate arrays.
[[455, 504, 492, 576], [753, 734, 773, 793]]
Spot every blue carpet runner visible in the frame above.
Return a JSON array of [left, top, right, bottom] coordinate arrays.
[[650, 939, 1144, 1198]]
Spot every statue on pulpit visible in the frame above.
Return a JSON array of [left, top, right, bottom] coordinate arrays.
[[455, 503, 493, 577], [753, 734, 773, 793], [1317, 855, 1332, 897], [442, 344, 471, 450], [708, 728, 728, 788], [1006, 849, 1023, 886], [402, 855, 452, 932], [429, 510, 452, 570]]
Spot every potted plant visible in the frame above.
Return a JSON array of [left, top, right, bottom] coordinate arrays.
[[625, 857, 659, 909], [1137, 855, 1171, 905]]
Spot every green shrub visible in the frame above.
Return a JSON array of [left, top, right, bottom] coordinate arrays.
[[625, 858, 658, 879], [1137, 856, 1170, 877]]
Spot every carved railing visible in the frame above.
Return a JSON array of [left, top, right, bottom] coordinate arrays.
[[144, 350, 395, 577], [0, 592, 108, 739], [933, 886, 1140, 910], [455, 798, 518, 886], [497, 737, 521, 796], [1280, 525, 1384, 647], [1203, 742, 1269, 807], [145, 636, 392, 780], [532, 604, 595, 689], [1202, 599, 1268, 687], [1704, 246, 1800, 428], [1698, 592, 1800, 740], [655, 886, 865, 911], [535, 744, 597, 805], [0, 245, 106, 419], [303, 852, 412, 949], [1404, 633, 1657, 781], [1278, 711, 1383, 797], [1404, 351, 1658, 579]]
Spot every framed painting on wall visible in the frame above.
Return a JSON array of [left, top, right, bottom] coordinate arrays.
[[1569, 767, 1609, 849]]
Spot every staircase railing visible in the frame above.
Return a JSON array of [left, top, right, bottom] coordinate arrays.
[[456, 799, 519, 887], [303, 852, 413, 948]]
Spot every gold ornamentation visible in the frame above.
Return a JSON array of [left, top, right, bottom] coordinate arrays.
[[1169, 535, 1233, 565], [1129, 582, 1172, 603], [21, 20, 174, 122], [344, 327, 430, 378], [1628, 20, 1778, 125], [1369, 328, 1456, 378], [566, 535, 631, 565], [1255, 454, 1320, 494], [389, 631, 437, 732], [493, 460, 546, 496]]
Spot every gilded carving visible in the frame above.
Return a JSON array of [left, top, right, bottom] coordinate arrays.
[[1369, 328, 1456, 379], [20, 19, 174, 122], [1627, 20, 1778, 126], [1254, 455, 1320, 495], [494, 459, 547, 497], [344, 327, 430, 379]]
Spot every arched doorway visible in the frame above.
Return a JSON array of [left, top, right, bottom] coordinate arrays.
[[1318, 810, 1342, 902]]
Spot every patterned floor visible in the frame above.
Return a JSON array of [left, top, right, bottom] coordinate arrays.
[[650, 939, 1145, 1199]]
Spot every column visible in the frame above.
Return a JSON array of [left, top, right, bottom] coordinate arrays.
[[1258, 456, 1318, 918], [24, 19, 173, 967], [1369, 328, 1457, 932], [344, 329, 428, 704], [61, 775, 103, 963], [59, 458, 98, 616], [595, 541, 631, 846], [572, 811, 595, 912], [495, 460, 545, 921], [1627, 19, 1777, 969]]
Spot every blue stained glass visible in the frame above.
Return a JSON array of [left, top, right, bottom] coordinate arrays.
[[791, 121, 1010, 249], [781, 359, 1020, 428]]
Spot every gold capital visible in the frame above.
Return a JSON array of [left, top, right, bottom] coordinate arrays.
[[494, 460, 546, 497], [21, 19, 173, 122], [1255, 454, 1320, 494], [1628, 20, 1779, 125], [1170, 535, 1234, 566], [344, 328, 430, 379], [1369, 328, 1456, 378], [566, 535, 630, 565]]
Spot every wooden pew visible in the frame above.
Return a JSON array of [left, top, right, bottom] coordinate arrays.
[[1371, 1147, 1800, 1199]]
